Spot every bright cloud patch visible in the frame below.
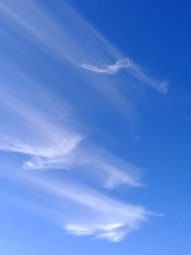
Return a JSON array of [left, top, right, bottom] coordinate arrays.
[[80, 59, 132, 75], [65, 204, 147, 242], [81, 58, 168, 93]]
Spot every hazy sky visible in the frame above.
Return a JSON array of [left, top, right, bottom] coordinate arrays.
[[0, 0, 191, 254]]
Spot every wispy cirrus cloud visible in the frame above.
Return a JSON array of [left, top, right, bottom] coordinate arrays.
[[0, 70, 141, 190], [80, 59, 132, 75], [24, 145, 142, 189], [0, 165, 148, 242], [0, 0, 166, 243], [81, 58, 168, 93], [0, 74, 82, 167], [32, 177, 148, 242], [0, 0, 168, 100]]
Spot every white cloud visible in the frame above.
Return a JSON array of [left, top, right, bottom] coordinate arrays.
[[0, 0, 165, 243], [65, 223, 127, 242], [81, 59, 132, 74], [0, 73, 83, 172], [0, 153, 149, 243], [0, 0, 168, 99], [47, 179, 147, 242], [14, 172, 148, 242], [81, 58, 168, 93], [0, 72, 141, 190], [22, 139, 142, 189], [0, 162, 149, 243], [76, 145, 143, 188], [65, 220, 138, 242]]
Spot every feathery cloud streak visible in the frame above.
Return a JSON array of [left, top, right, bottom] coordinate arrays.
[[0, 71, 141, 190], [0, 0, 167, 242], [0, 0, 168, 94], [81, 59, 168, 93], [0, 83, 147, 243], [0, 164, 148, 243]]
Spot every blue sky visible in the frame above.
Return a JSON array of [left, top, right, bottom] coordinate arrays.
[[0, 0, 191, 254]]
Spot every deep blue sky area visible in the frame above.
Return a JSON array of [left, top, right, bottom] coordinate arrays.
[[0, 0, 191, 254]]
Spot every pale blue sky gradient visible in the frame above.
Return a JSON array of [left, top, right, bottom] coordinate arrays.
[[0, 0, 191, 254]]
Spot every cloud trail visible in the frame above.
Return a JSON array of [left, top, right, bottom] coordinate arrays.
[[80, 59, 132, 75], [81, 58, 168, 93]]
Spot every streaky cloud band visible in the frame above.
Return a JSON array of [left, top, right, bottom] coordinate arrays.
[[0, 0, 167, 243], [80, 58, 168, 93]]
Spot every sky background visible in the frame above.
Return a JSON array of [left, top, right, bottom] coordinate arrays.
[[0, 0, 191, 254]]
